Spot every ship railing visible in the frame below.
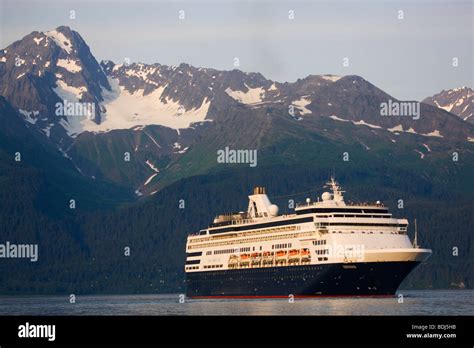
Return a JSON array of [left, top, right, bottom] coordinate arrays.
[[227, 215, 296, 226], [295, 202, 385, 208]]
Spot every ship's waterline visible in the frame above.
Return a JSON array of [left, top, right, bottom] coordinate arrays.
[[184, 178, 432, 297]]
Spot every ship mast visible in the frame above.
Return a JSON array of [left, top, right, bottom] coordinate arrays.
[[327, 176, 345, 203], [413, 219, 419, 248]]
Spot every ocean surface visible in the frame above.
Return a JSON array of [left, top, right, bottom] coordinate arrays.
[[0, 290, 472, 316]]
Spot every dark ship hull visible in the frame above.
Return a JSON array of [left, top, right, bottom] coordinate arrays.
[[186, 261, 420, 297]]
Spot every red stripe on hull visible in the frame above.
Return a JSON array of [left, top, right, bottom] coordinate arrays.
[[188, 294, 395, 299]]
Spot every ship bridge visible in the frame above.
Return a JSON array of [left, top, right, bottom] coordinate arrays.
[[295, 178, 388, 215]]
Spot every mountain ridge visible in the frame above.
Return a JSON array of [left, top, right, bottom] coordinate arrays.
[[0, 26, 473, 294], [2, 25, 474, 196]]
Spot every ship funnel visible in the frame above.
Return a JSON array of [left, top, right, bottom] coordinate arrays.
[[248, 187, 277, 218], [253, 186, 266, 195]]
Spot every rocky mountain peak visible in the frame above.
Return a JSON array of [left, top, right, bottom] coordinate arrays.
[[0, 26, 111, 142], [423, 87, 473, 123]]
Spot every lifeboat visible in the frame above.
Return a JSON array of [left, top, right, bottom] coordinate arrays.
[[301, 248, 311, 263], [228, 255, 239, 268], [275, 251, 287, 266], [239, 253, 250, 267], [251, 253, 262, 266], [263, 251, 273, 259], [289, 249, 300, 256], [287, 249, 300, 264], [262, 252, 274, 267]]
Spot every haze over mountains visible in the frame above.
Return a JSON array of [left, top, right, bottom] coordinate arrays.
[[0, 26, 473, 294]]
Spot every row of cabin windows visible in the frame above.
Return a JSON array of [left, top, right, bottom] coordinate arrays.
[[312, 240, 327, 246], [317, 257, 328, 261], [330, 231, 400, 234], [204, 264, 223, 269], [322, 222, 406, 227], [316, 249, 329, 255], [272, 243, 292, 250], [214, 248, 235, 255], [332, 214, 391, 218], [212, 247, 252, 255], [185, 266, 199, 270]]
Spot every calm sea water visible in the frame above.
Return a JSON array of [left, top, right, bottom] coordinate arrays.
[[0, 290, 472, 316]]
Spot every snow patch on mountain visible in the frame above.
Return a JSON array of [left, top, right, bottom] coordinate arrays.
[[268, 83, 278, 91], [292, 97, 312, 115], [388, 125, 403, 132], [388, 125, 443, 138], [423, 130, 443, 138], [15, 58, 25, 66], [144, 131, 161, 149], [70, 78, 211, 134], [388, 125, 417, 134], [143, 174, 157, 186], [57, 59, 82, 73], [330, 115, 381, 129], [33, 37, 44, 45], [145, 160, 160, 173], [435, 100, 454, 112], [321, 75, 342, 82], [42, 123, 54, 137], [225, 84, 265, 104], [125, 65, 157, 80], [414, 150, 425, 159], [45, 30, 73, 54], [353, 120, 382, 129], [112, 64, 123, 72], [18, 109, 39, 124], [53, 80, 87, 102], [330, 115, 349, 122], [330, 118, 445, 138]]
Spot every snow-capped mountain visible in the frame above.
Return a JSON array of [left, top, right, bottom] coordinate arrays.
[[101, 60, 473, 141], [0, 26, 110, 147], [1, 26, 474, 197], [3, 25, 472, 143], [423, 87, 473, 123]]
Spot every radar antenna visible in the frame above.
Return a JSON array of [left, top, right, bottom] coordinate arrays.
[[325, 176, 345, 199]]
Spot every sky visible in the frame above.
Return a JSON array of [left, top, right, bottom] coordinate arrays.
[[0, 0, 472, 100]]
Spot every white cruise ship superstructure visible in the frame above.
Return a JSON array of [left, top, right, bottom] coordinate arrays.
[[185, 178, 432, 297]]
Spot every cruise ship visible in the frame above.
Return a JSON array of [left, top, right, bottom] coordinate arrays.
[[185, 178, 432, 298]]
